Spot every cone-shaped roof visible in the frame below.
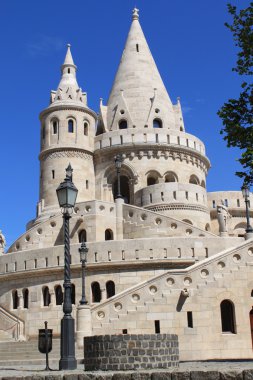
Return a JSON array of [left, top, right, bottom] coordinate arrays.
[[49, 44, 87, 107], [106, 8, 176, 130]]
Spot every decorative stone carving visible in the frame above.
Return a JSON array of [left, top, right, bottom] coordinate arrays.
[[217, 201, 230, 236]]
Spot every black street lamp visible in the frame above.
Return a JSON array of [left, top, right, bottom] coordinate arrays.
[[114, 154, 124, 199], [56, 164, 78, 370], [242, 184, 253, 234], [79, 242, 88, 305]]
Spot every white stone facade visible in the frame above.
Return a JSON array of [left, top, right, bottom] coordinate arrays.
[[1, 8, 253, 361]]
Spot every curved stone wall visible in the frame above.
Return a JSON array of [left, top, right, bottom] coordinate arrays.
[[83, 334, 179, 371]]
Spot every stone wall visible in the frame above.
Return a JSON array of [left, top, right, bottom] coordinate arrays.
[[83, 334, 179, 371]]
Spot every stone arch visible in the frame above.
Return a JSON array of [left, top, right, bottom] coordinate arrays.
[[146, 170, 161, 186], [106, 281, 115, 298], [55, 285, 63, 305], [22, 288, 29, 309], [189, 174, 200, 185], [51, 117, 59, 135], [12, 290, 18, 309], [104, 162, 136, 204], [105, 229, 114, 241], [220, 299, 236, 334], [78, 229, 87, 243], [201, 180, 206, 188], [42, 286, 51, 307], [164, 171, 178, 183], [83, 119, 89, 136], [234, 222, 246, 237], [91, 282, 101, 303]]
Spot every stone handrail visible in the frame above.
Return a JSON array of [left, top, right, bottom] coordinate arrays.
[[0, 306, 25, 341]]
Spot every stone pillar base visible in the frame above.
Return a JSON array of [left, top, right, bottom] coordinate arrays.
[[76, 304, 92, 348]]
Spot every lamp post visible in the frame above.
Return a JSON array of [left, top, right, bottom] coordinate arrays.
[[56, 164, 77, 370], [114, 154, 124, 199], [242, 184, 253, 234], [79, 242, 88, 305]]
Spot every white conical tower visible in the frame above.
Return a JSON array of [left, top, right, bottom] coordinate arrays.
[[105, 8, 176, 131], [37, 44, 97, 222]]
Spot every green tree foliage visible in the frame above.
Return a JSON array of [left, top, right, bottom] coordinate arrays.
[[218, 2, 253, 185]]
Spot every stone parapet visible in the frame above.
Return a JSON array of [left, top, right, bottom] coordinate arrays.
[[83, 333, 179, 371]]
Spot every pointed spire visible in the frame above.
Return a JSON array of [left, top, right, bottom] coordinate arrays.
[[106, 8, 176, 130], [62, 44, 76, 68], [49, 44, 87, 107]]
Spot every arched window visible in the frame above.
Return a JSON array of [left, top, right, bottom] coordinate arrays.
[[68, 119, 74, 133], [153, 119, 162, 128], [201, 180, 206, 188], [84, 122, 89, 136], [71, 284, 75, 304], [220, 300, 236, 333], [78, 229, 87, 243], [55, 285, 63, 305], [182, 219, 193, 225], [91, 282, 101, 303], [52, 120, 58, 135], [106, 281, 115, 299], [147, 176, 157, 186], [165, 172, 178, 182], [23, 288, 29, 309], [12, 290, 18, 309], [43, 286, 51, 307], [105, 229, 113, 241], [251, 290, 253, 297], [119, 120, 128, 129], [189, 175, 199, 185]]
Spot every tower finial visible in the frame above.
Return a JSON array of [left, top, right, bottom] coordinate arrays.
[[132, 7, 139, 20], [63, 43, 75, 67]]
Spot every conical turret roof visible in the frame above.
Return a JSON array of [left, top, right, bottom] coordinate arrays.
[[106, 8, 176, 130], [49, 44, 87, 107]]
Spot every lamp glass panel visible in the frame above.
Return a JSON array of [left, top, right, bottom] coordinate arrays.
[[67, 187, 78, 207], [57, 188, 67, 207]]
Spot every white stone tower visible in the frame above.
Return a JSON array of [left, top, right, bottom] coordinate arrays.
[[37, 45, 97, 222], [95, 9, 211, 229]]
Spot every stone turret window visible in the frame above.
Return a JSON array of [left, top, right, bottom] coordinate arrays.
[[165, 172, 177, 182], [23, 288, 29, 309], [84, 121, 89, 136], [12, 290, 18, 309], [105, 229, 114, 241], [119, 120, 128, 129], [79, 229, 87, 243], [91, 282, 101, 303], [189, 175, 199, 185], [55, 285, 63, 305], [220, 300, 236, 334], [52, 120, 58, 134], [42, 286, 51, 307], [106, 281, 115, 298], [68, 119, 74, 133], [153, 118, 162, 128]]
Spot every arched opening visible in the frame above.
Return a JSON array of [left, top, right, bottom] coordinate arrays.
[[68, 119, 74, 133], [147, 177, 156, 186], [105, 229, 114, 241], [153, 118, 162, 128], [119, 120, 128, 129], [165, 172, 177, 182], [23, 288, 29, 309], [249, 308, 253, 348], [12, 290, 18, 309], [55, 285, 63, 305], [106, 281, 115, 298], [43, 286, 51, 307], [52, 120, 58, 135], [84, 121, 89, 136], [113, 175, 130, 203], [220, 300, 236, 333], [71, 284, 75, 304], [91, 282, 101, 303], [189, 175, 199, 185], [201, 180, 206, 188], [78, 229, 87, 243], [234, 222, 247, 237]]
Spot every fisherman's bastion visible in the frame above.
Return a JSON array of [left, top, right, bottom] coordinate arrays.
[[0, 8, 253, 363]]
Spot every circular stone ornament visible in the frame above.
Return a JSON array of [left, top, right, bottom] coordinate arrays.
[[131, 293, 140, 302]]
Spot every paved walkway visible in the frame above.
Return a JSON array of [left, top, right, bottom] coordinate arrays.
[[0, 361, 253, 377]]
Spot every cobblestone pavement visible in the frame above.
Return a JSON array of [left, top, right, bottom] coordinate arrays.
[[0, 361, 253, 377]]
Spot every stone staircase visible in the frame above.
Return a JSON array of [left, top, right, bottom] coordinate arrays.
[[0, 339, 84, 366]]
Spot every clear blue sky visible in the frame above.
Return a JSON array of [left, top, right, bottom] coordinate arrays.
[[0, 0, 250, 246]]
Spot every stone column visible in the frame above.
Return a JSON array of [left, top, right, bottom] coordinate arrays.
[[18, 292, 24, 309], [76, 304, 92, 348], [50, 290, 55, 307], [115, 198, 124, 240], [101, 287, 107, 301]]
